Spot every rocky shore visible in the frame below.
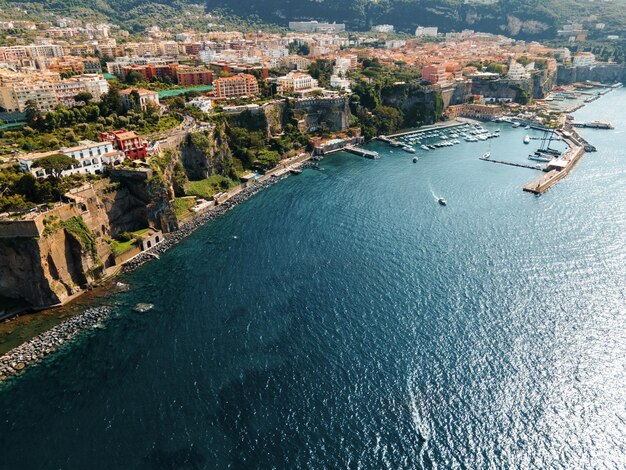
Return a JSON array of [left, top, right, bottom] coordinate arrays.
[[123, 172, 291, 272], [0, 164, 301, 382], [0, 306, 110, 383]]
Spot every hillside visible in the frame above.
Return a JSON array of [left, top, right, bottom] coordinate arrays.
[[1, 0, 625, 39]]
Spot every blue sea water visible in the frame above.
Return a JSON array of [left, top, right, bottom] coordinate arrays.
[[1, 90, 625, 469]]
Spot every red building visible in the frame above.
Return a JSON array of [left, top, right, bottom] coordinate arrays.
[[99, 129, 148, 160], [176, 66, 213, 86], [422, 64, 447, 85], [121, 64, 177, 82]]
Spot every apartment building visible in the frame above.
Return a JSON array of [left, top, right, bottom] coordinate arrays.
[[176, 66, 213, 86], [213, 73, 259, 98]]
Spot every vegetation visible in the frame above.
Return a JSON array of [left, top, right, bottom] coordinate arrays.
[[33, 154, 76, 179], [61, 216, 97, 259], [172, 197, 197, 220], [0, 165, 101, 213], [108, 228, 149, 256], [185, 175, 238, 199]]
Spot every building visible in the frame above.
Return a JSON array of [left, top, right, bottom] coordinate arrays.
[[119, 88, 160, 111], [288, 21, 345, 33], [276, 72, 318, 94], [330, 75, 351, 91], [422, 64, 447, 84], [506, 61, 530, 80], [18, 140, 124, 178], [0, 73, 109, 112], [187, 97, 213, 114], [176, 66, 213, 86], [99, 129, 148, 160], [573, 52, 595, 67], [415, 26, 439, 37], [372, 24, 394, 33], [213, 73, 259, 98]]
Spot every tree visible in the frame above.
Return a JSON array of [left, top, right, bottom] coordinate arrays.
[[34, 154, 76, 180], [125, 70, 144, 86], [25, 100, 43, 129], [74, 92, 93, 104], [254, 149, 281, 170]]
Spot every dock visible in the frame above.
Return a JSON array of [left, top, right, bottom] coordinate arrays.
[[522, 131, 586, 194], [344, 145, 380, 159], [479, 156, 544, 171], [571, 121, 614, 129]]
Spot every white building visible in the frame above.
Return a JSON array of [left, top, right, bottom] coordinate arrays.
[[330, 75, 351, 91], [573, 52, 595, 67], [188, 96, 213, 114], [288, 21, 345, 33], [372, 24, 394, 33], [19, 141, 124, 179], [506, 61, 530, 80], [276, 72, 319, 93], [415, 26, 439, 37]]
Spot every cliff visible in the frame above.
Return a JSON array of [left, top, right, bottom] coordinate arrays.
[[0, 173, 177, 309], [557, 64, 626, 86]]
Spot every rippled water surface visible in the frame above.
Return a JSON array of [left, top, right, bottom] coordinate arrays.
[[1, 90, 625, 469]]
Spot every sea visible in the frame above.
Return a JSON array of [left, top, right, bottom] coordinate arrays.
[[0, 89, 624, 469]]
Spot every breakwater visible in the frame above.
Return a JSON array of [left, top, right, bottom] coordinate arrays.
[[0, 306, 110, 383]]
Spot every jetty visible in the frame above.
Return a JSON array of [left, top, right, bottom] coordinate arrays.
[[479, 155, 544, 171], [523, 129, 586, 194], [571, 121, 614, 129], [344, 145, 380, 159]]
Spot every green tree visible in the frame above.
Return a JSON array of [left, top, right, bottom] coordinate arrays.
[[25, 100, 43, 129], [74, 92, 93, 104], [34, 154, 76, 180]]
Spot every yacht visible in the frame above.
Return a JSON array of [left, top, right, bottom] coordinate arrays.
[[512, 122, 521, 128], [420, 145, 429, 151], [524, 125, 530, 130], [402, 145, 416, 154]]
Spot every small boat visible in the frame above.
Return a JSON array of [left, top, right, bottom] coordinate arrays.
[[482, 151, 491, 159], [525, 125, 530, 130], [402, 145, 416, 154], [512, 122, 521, 128], [420, 145, 429, 151], [413, 157, 418, 163], [523, 135, 530, 144], [438, 198, 447, 206]]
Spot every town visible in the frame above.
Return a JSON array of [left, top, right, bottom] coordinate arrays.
[[0, 14, 624, 318]]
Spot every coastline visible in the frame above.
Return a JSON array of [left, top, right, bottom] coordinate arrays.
[[0, 158, 311, 383], [0, 306, 110, 384], [0, 82, 615, 381]]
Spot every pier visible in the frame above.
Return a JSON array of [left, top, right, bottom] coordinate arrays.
[[479, 155, 544, 171], [344, 145, 380, 159], [522, 130, 586, 194]]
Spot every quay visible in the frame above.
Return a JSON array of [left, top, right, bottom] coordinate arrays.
[[571, 121, 614, 129], [344, 145, 380, 159], [479, 155, 544, 171], [523, 129, 586, 194]]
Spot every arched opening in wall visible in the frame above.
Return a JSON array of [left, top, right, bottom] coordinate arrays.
[[155, 236, 160, 243], [146, 240, 152, 249]]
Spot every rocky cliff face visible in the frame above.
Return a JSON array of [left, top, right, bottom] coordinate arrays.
[[380, 83, 440, 124], [0, 173, 178, 309], [0, 214, 107, 308], [557, 64, 626, 85], [179, 127, 234, 180]]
